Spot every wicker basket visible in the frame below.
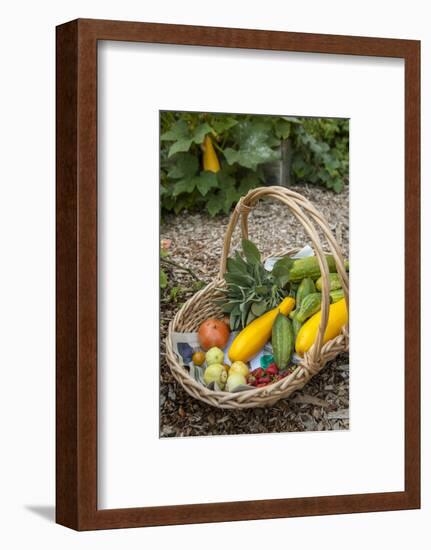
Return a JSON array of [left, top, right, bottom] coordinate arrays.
[[165, 186, 349, 409]]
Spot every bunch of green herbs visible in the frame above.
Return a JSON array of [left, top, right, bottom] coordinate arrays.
[[219, 239, 295, 330]]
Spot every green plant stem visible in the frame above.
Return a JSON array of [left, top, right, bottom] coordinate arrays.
[[160, 257, 202, 282]]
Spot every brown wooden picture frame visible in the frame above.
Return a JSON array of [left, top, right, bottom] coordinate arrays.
[[56, 18, 420, 531]]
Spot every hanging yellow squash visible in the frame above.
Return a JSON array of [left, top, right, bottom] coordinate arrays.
[[202, 134, 220, 173]]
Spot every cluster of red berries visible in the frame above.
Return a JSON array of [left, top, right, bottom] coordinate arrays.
[[247, 363, 290, 388]]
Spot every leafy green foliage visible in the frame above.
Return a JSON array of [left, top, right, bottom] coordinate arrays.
[[161, 119, 213, 157], [159, 242, 205, 298], [160, 111, 348, 216], [290, 118, 349, 193], [160, 268, 168, 289], [220, 239, 295, 330], [223, 119, 280, 170]]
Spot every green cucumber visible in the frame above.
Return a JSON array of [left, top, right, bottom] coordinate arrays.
[[330, 288, 345, 303], [292, 316, 302, 339], [315, 273, 342, 292], [296, 277, 316, 308], [286, 255, 338, 282], [295, 292, 322, 323], [288, 278, 315, 321], [272, 313, 294, 371]]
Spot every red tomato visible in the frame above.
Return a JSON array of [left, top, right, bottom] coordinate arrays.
[[198, 318, 230, 351]]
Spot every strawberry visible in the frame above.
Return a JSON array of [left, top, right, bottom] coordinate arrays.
[[258, 376, 270, 384], [266, 364, 279, 376], [251, 367, 264, 379]]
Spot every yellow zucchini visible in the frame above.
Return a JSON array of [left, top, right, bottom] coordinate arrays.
[[203, 135, 220, 173], [295, 298, 348, 356], [229, 296, 295, 363]]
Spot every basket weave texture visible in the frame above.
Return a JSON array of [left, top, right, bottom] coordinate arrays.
[[165, 186, 349, 409]]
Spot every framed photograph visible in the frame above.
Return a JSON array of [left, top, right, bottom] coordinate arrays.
[[56, 19, 420, 530]]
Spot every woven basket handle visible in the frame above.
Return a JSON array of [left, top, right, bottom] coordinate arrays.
[[219, 186, 349, 364]]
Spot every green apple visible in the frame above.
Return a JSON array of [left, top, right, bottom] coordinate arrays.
[[204, 363, 227, 389], [205, 347, 224, 366], [226, 372, 247, 392], [229, 361, 249, 377]]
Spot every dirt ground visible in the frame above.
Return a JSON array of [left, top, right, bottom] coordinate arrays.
[[160, 183, 349, 437]]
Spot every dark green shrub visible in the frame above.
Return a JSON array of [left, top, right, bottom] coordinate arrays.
[[160, 112, 348, 216]]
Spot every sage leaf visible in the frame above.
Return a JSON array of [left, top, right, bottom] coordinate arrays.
[[242, 239, 261, 265]]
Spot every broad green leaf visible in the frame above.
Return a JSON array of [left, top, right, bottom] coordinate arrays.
[[231, 119, 272, 144], [222, 119, 281, 170], [247, 311, 256, 325], [211, 116, 238, 133], [224, 272, 253, 286], [223, 147, 240, 165], [161, 120, 189, 141], [274, 274, 290, 289], [206, 194, 223, 216], [226, 257, 248, 275], [238, 173, 260, 195], [242, 239, 261, 265], [272, 256, 294, 287], [267, 135, 282, 147], [172, 178, 196, 196], [251, 301, 267, 316], [230, 314, 240, 330], [234, 251, 249, 271], [272, 257, 294, 276], [232, 303, 242, 315], [275, 118, 291, 139], [221, 302, 236, 313], [309, 139, 328, 155], [223, 120, 280, 170], [255, 285, 269, 296], [195, 171, 218, 196], [173, 194, 194, 214], [218, 170, 235, 184], [292, 155, 307, 178], [168, 138, 193, 157], [324, 156, 341, 175], [223, 145, 280, 171], [223, 185, 240, 213], [167, 153, 198, 179], [192, 123, 213, 144], [253, 263, 263, 286], [161, 194, 175, 211], [332, 178, 343, 193], [240, 302, 251, 327]]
